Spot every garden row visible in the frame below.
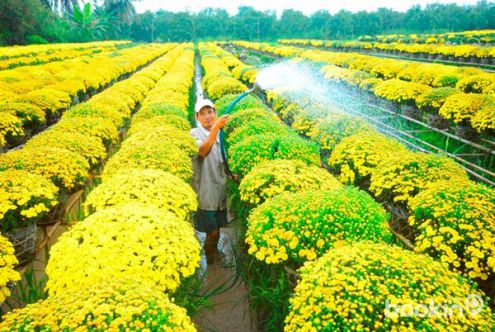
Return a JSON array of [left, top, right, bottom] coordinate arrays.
[[358, 29, 495, 45], [237, 41, 495, 94], [0, 42, 183, 270], [217, 40, 495, 286], [0, 43, 173, 150], [0, 41, 129, 70], [203, 42, 495, 331], [0, 43, 202, 330], [0, 41, 130, 59], [279, 39, 495, 64], [233, 41, 495, 137]]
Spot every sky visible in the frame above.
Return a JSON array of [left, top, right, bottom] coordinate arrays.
[[133, 0, 481, 16]]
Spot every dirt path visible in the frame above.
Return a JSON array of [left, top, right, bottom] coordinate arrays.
[[193, 226, 255, 332]]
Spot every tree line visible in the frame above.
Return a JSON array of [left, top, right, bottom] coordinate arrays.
[[1, 0, 495, 45]]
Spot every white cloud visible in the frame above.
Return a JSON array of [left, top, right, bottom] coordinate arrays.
[[134, 0, 480, 16]]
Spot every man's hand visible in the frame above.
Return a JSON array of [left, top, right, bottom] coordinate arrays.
[[211, 115, 230, 132], [228, 173, 240, 184]]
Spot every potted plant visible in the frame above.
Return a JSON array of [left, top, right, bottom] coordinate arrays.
[[0, 170, 58, 265]]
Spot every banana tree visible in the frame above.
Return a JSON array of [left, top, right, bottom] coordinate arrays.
[[70, 2, 108, 41]]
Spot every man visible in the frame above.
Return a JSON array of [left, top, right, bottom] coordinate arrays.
[[190, 98, 230, 265]]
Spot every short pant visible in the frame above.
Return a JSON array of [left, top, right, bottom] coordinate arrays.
[[193, 209, 228, 233]]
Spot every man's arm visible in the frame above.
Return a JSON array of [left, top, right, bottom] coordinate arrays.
[[198, 126, 220, 158], [198, 115, 229, 158]]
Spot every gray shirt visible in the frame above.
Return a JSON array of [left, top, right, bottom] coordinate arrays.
[[190, 125, 228, 211]]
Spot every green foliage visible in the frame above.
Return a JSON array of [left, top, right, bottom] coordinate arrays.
[[246, 188, 392, 265], [227, 119, 289, 146], [243, 258, 293, 332], [239, 159, 342, 205], [2, 262, 48, 314], [25, 35, 48, 44], [0, 0, 61, 45], [228, 133, 321, 176], [224, 108, 279, 135], [309, 113, 374, 162], [68, 2, 111, 42], [2, 1, 495, 45]]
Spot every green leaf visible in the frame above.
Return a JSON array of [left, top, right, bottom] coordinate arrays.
[[83, 2, 92, 20], [73, 5, 83, 24]]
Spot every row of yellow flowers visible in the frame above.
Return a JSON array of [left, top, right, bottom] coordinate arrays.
[[0, 44, 199, 331], [220, 43, 495, 331], [272, 70, 495, 286], [0, 44, 179, 236], [0, 45, 184, 311], [232, 40, 495, 284], [0, 43, 173, 149], [267, 42, 495, 93], [0, 41, 129, 70], [323, 66, 495, 132], [0, 41, 130, 59], [279, 39, 495, 60], [358, 30, 495, 44], [235, 41, 495, 92], [233, 41, 495, 133], [271, 80, 495, 285], [205, 42, 495, 330]]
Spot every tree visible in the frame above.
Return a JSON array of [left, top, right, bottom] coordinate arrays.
[[103, 0, 136, 23], [330, 10, 354, 39], [0, 0, 60, 44], [130, 10, 154, 42], [68, 2, 108, 41], [309, 10, 332, 39], [375, 8, 403, 33], [167, 12, 194, 41], [3, 0, 495, 45], [278, 9, 308, 38], [194, 8, 231, 40], [468, 0, 492, 30], [233, 6, 267, 41], [42, 0, 80, 15]]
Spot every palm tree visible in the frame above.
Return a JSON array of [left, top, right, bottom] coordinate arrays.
[[103, 0, 137, 23], [42, 0, 81, 15]]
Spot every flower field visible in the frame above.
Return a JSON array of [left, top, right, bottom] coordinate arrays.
[[359, 30, 495, 44], [0, 36, 494, 331], [197, 41, 495, 331], [233, 41, 495, 135], [280, 38, 495, 63]]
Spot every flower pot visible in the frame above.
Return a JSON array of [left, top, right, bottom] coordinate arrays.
[[71, 95, 80, 104], [5, 223, 37, 266], [427, 114, 450, 130], [455, 123, 479, 141], [469, 56, 480, 64], [386, 203, 415, 241], [402, 105, 422, 121]]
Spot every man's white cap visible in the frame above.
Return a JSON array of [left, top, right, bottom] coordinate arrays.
[[195, 99, 215, 114]]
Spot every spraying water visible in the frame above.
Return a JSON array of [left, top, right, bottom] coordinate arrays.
[[255, 61, 328, 98], [219, 58, 377, 176], [254, 60, 356, 117]]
